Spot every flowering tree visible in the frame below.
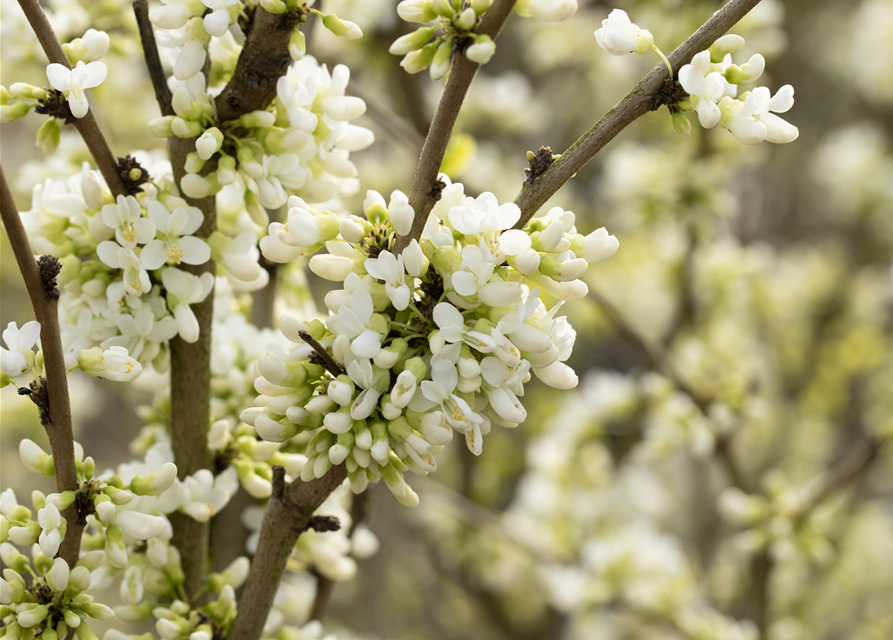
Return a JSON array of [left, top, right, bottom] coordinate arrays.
[[5, 0, 887, 639]]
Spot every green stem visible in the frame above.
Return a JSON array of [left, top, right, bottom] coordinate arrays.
[[652, 45, 673, 79]]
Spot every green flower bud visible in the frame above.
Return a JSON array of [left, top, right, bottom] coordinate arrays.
[[400, 42, 437, 74], [0, 102, 32, 123], [9, 83, 47, 100], [320, 12, 363, 39], [289, 28, 306, 61], [671, 110, 691, 135]]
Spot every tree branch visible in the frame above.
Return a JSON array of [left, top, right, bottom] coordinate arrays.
[[347, 81, 425, 154], [513, 0, 764, 227], [16, 0, 130, 198], [0, 163, 81, 567], [589, 288, 750, 492], [229, 465, 347, 640], [215, 5, 307, 123], [132, 0, 173, 117], [393, 0, 518, 254], [166, 136, 217, 601], [796, 434, 888, 520]]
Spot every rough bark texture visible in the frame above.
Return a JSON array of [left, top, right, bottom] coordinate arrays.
[[167, 135, 217, 600], [133, 0, 173, 117], [0, 164, 81, 566], [392, 0, 518, 254], [215, 5, 306, 123], [513, 0, 766, 227], [227, 465, 348, 640]]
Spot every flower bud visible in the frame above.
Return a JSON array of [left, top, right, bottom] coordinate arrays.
[[401, 42, 437, 74], [709, 34, 745, 62], [456, 7, 477, 30], [148, 116, 175, 138], [389, 27, 435, 55], [195, 127, 223, 160], [289, 29, 306, 60], [672, 110, 692, 135], [19, 440, 54, 476], [429, 40, 452, 80]]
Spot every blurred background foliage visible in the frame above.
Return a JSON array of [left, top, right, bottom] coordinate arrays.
[[3, 0, 893, 639]]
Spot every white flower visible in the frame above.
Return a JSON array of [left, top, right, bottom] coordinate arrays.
[[201, 0, 238, 37], [451, 244, 522, 306], [679, 51, 734, 129], [725, 85, 798, 145], [419, 360, 484, 452], [480, 357, 529, 424], [330, 288, 386, 359], [433, 302, 497, 353], [77, 345, 142, 381], [81, 29, 110, 61], [162, 268, 215, 343], [257, 154, 303, 209], [96, 243, 153, 296], [466, 36, 496, 65], [48, 558, 70, 592], [448, 192, 531, 261], [141, 202, 210, 268], [100, 309, 178, 363], [46, 60, 107, 118], [1, 320, 40, 378], [176, 467, 239, 522], [578, 228, 620, 263], [594, 9, 654, 55], [518, 0, 578, 23], [101, 195, 155, 249], [120, 565, 144, 605], [37, 504, 63, 557], [365, 251, 411, 310]]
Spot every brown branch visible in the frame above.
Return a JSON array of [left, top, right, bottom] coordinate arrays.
[[0, 163, 81, 566], [347, 81, 425, 154], [513, 0, 765, 228], [16, 0, 129, 198], [229, 465, 347, 640], [393, 0, 518, 255], [167, 137, 217, 601], [795, 434, 887, 520], [215, 5, 307, 123], [298, 330, 344, 377], [132, 0, 173, 117], [308, 489, 368, 621], [589, 289, 750, 492]]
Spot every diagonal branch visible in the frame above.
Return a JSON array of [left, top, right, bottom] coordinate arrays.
[[16, 0, 130, 198], [133, 0, 173, 117], [589, 289, 750, 492], [393, 0, 518, 254], [513, 0, 765, 228], [0, 163, 81, 566]]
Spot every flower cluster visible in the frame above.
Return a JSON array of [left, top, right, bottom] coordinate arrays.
[[16, 165, 265, 377], [148, 0, 373, 212], [594, 10, 798, 145], [677, 35, 798, 144], [0, 547, 114, 640], [242, 177, 618, 504], [393, 0, 577, 78]]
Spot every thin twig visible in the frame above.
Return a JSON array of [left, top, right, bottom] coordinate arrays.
[[393, 0, 518, 254], [298, 330, 344, 377], [589, 288, 750, 492], [132, 0, 173, 117], [16, 0, 129, 197], [347, 81, 425, 154], [795, 434, 887, 520], [0, 163, 81, 566], [308, 490, 369, 621], [513, 0, 765, 227]]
